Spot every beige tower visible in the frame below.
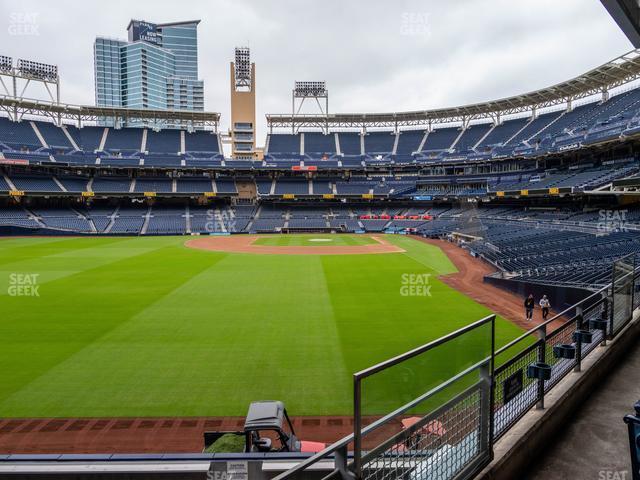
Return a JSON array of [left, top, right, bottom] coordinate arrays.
[[229, 47, 258, 159]]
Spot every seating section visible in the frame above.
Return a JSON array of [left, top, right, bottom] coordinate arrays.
[[100, 156, 140, 167], [274, 178, 308, 195], [364, 132, 396, 154], [411, 207, 640, 288], [267, 134, 299, 156], [0, 84, 639, 170], [335, 181, 371, 195], [146, 208, 186, 235], [35, 121, 74, 149], [146, 130, 181, 153], [11, 175, 61, 192], [477, 118, 529, 149], [185, 131, 220, 153], [41, 215, 92, 232], [104, 128, 142, 152], [454, 124, 492, 151], [144, 154, 181, 167], [264, 87, 640, 161], [312, 178, 333, 195], [92, 176, 132, 193], [57, 176, 89, 192], [134, 177, 172, 193], [422, 127, 460, 151], [74, 127, 105, 152], [338, 133, 361, 155], [110, 216, 145, 234], [395, 130, 425, 155], [176, 176, 213, 193], [0, 118, 42, 150], [5, 200, 636, 290], [304, 133, 336, 157], [506, 111, 562, 146], [215, 177, 237, 194], [0, 161, 636, 198]]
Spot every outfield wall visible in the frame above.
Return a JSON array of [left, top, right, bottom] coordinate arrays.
[[483, 275, 596, 313]]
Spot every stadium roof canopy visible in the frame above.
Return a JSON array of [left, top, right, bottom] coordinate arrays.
[[600, 0, 640, 47], [266, 49, 640, 130], [0, 95, 221, 129]]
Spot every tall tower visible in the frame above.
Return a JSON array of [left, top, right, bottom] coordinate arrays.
[[229, 47, 257, 159]]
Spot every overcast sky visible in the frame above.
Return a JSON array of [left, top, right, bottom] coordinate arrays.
[[0, 0, 633, 142]]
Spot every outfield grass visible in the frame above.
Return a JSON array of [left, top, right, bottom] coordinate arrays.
[[0, 235, 524, 417], [253, 234, 376, 246]]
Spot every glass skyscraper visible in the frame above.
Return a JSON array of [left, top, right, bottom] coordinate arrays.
[[94, 20, 204, 127]]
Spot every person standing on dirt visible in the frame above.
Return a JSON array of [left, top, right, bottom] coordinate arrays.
[[539, 295, 551, 321], [524, 294, 535, 321]]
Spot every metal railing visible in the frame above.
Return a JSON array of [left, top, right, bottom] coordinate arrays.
[[353, 315, 495, 480], [275, 256, 640, 480], [492, 286, 609, 440], [612, 254, 636, 336], [274, 316, 496, 480]]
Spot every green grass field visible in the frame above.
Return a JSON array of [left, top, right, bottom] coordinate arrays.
[[0, 235, 524, 417]]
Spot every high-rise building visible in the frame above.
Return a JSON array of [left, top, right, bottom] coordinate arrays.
[[94, 19, 204, 128]]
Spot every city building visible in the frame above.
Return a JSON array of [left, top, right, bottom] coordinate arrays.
[[94, 19, 204, 128]]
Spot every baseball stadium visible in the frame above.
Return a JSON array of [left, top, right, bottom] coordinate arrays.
[[1, 1, 640, 479]]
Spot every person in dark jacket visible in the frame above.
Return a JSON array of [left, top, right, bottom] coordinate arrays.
[[524, 294, 535, 321]]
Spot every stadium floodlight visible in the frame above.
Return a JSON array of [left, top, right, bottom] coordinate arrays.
[[294, 81, 327, 98], [0, 57, 62, 108], [17, 58, 58, 82], [291, 81, 329, 134], [234, 47, 252, 89], [0, 55, 13, 74]]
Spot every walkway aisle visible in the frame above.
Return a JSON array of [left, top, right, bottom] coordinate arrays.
[[525, 340, 640, 480]]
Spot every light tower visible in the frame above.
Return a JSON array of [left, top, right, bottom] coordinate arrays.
[[0, 56, 61, 123], [229, 47, 257, 159], [292, 81, 328, 134]]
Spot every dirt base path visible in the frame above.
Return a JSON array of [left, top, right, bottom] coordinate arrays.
[[0, 415, 398, 454], [415, 237, 564, 331], [185, 235, 405, 255]]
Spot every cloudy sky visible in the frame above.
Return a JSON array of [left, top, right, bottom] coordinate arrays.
[[0, 0, 633, 142]]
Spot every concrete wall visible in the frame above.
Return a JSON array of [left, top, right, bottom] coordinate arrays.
[[484, 275, 597, 313]]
